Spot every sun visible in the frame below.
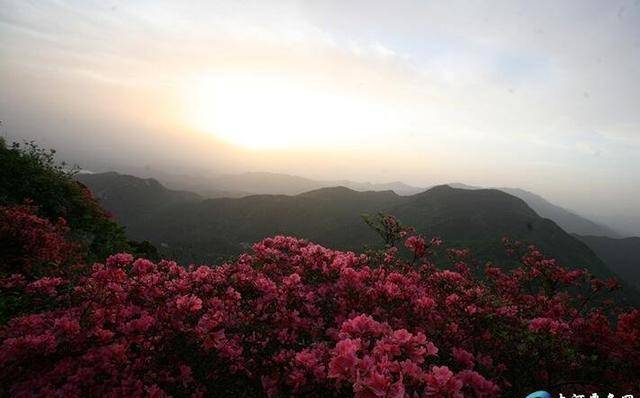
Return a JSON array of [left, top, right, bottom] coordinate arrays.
[[182, 73, 401, 150]]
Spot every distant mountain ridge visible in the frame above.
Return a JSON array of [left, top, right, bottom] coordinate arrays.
[[92, 168, 621, 238], [78, 171, 639, 301], [184, 173, 622, 237], [177, 171, 425, 197], [447, 184, 620, 238], [80, 171, 624, 237], [77, 173, 617, 278], [499, 188, 621, 238], [99, 167, 425, 198], [76, 172, 202, 223]]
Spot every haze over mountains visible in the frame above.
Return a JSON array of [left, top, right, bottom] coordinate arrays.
[[80, 169, 622, 237], [448, 184, 621, 238], [77, 171, 640, 300], [83, 167, 425, 198]]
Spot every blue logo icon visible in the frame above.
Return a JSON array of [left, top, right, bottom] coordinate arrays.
[[525, 392, 551, 398]]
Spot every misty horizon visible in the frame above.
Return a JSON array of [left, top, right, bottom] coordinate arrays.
[[3, 132, 638, 237]]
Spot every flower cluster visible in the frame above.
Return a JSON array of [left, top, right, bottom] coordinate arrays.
[[1, 208, 639, 397], [0, 204, 78, 278]]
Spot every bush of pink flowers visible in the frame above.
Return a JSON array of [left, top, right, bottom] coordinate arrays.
[[1, 205, 639, 397]]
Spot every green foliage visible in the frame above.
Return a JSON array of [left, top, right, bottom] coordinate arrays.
[[361, 212, 411, 248], [127, 239, 161, 261], [0, 139, 137, 261]]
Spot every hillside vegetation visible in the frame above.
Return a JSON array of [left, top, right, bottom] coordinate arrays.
[[79, 173, 615, 284], [1, 205, 639, 396], [449, 184, 621, 238], [114, 170, 620, 237], [0, 140, 156, 261]]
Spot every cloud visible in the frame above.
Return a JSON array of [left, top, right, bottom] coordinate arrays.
[[0, 0, 639, 226]]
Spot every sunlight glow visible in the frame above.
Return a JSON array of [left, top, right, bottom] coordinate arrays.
[[183, 73, 405, 150]]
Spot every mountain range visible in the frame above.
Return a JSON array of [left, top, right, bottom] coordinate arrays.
[[447, 184, 620, 238], [104, 167, 425, 197], [81, 170, 621, 237], [76, 171, 639, 301]]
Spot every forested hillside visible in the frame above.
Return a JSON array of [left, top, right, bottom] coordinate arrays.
[[79, 172, 614, 282]]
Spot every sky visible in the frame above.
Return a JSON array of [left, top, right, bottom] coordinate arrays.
[[1, 0, 639, 234]]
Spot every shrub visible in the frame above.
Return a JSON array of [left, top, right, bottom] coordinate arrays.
[[0, 139, 153, 261], [1, 208, 638, 397]]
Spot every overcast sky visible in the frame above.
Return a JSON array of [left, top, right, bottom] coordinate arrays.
[[1, 0, 639, 234]]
